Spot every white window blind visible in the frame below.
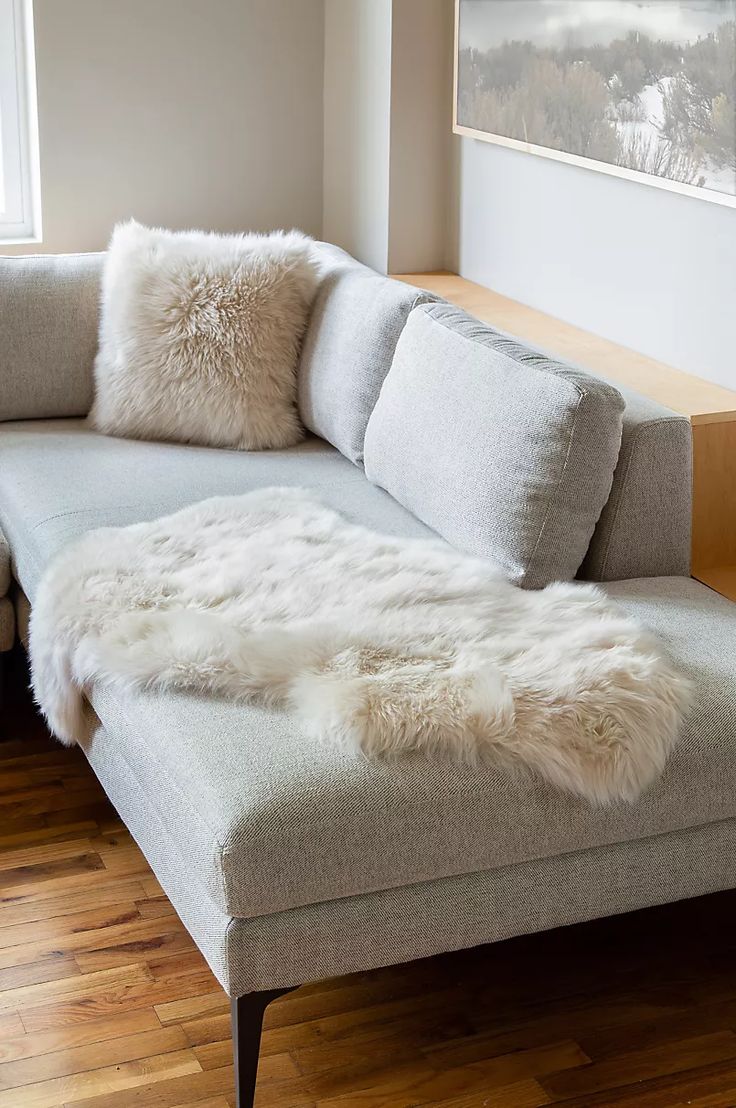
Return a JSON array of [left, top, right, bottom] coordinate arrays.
[[0, 0, 39, 241]]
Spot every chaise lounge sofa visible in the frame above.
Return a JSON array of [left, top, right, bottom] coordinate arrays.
[[1, 242, 735, 1107]]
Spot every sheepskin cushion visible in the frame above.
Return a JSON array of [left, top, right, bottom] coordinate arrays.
[[90, 221, 318, 450]]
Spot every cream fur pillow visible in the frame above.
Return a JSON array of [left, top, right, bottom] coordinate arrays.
[[90, 221, 318, 449]]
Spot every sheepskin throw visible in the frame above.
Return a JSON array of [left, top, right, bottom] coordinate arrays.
[[90, 221, 318, 450], [29, 489, 691, 805]]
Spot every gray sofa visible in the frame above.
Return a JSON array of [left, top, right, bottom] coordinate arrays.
[[1, 243, 735, 1107]]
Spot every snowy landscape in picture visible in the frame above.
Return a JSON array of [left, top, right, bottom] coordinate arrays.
[[456, 0, 736, 198]]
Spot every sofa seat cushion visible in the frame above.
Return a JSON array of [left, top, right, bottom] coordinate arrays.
[[1, 423, 734, 920], [0, 420, 434, 600], [83, 575, 736, 919]]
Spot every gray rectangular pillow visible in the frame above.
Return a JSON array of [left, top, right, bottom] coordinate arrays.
[[0, 253, 103, 422], [363, 302, 625, 588], [298, 245, 436, 464]]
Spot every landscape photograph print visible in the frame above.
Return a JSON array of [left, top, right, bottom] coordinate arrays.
[[455, 0, 736, 205]]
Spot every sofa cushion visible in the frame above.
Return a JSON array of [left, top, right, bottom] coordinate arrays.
[[0, 253, 103, 422], [470, 322, 693, 583], [298, 245, 436, 464], [90, 222, 318, 451], [364, 303, 626, 588], [0, 420, 434, 602]]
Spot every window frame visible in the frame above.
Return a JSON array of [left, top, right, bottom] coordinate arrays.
[[0, 0, 40, 242]]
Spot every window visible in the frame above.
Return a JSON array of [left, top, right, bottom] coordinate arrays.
[[0, 0, 39, 241]]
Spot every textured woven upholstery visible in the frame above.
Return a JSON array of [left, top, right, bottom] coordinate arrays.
[[580, 382, 692, 580], [469, 322, 694, 583], [298, 243, 436, 464], [0, 420, 434, 600], [0, 246, 720, 1007], [0, 421, 732, 922], [86, 722, 736, 994], [365, 303, 625, 588], [0, 253, 104, 422]]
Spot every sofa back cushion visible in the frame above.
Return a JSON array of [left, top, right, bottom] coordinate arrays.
[[363, 302, 625, 588], [298, 244, 436, 464], [0, 253, 103, 421]]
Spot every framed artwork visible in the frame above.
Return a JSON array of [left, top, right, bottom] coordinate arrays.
[[454, 0, 736, 206]]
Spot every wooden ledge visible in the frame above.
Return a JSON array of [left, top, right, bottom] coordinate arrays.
[[394, 273, 736, 426]]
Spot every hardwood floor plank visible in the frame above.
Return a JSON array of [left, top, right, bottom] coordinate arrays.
[[0, 1007, 161, 1063], [0, 838, 96, 873], [193, 1040, 299, 1081], [0, 821, 100, 853], [0, 879, 148, 928], [304, 1040, 589, 1108], [21, 969, 218, 1033], [0, 1014, 23, 1042], [0, 954, 79, 992], [155, 993, 229, 1027], [0, 914, 190, 972], [62, 1064, 236, 1108], [0, 1048, 201, 1107], [429, 1083, 552, 1108], [4, 964, 153, 1016], [541, 1031, 736, 1099], [0, 853, 105, 894], [0, 902, 141, 951], [75, 928, 196, 975], [0, 1026, 189, 1089]]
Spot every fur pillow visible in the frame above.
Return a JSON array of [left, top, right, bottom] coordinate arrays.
[[90, 221, 318, 450]]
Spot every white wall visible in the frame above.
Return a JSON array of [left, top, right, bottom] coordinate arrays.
[[323, 0, 393, 273], [323, 0, 451, 274], [5, 0, 324, 255], [453, 134, 736, 390], [388, 0, 453, 274]]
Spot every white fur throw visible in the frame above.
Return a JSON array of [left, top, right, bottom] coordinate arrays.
[[29, 489, 691, 805], [90, 222, 318, 450]]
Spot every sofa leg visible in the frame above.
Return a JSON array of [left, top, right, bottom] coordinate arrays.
[[231, 988, 294, 1107]]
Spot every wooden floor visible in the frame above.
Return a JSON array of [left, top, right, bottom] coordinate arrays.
[[3, 654, 736, 1106]]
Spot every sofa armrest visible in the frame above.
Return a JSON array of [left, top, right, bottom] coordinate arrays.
[[580, 383, 692, 582], [0, 253, 104, 423]]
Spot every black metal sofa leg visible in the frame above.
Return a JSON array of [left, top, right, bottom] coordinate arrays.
[[231, 988, 295, 1107]]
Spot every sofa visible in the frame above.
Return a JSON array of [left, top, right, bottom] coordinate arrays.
[[1, 242, 735, 1108]]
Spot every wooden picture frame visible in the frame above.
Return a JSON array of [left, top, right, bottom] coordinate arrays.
[[453, 0, 736, 208]]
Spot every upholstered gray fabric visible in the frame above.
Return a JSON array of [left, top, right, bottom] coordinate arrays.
[[0, 597, 13, 652], [0, 253, 104, 421], [462, 320, 693, 582], [61, 576, 736, 920], [80, 724, 736, 993], [298, 246, 436, 464], [580, 383, 692, 581], [365, 303, 626, 588], [0, 528, 9, 595], [0, 420, 434, 600], [0, 420, 731, 919]]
